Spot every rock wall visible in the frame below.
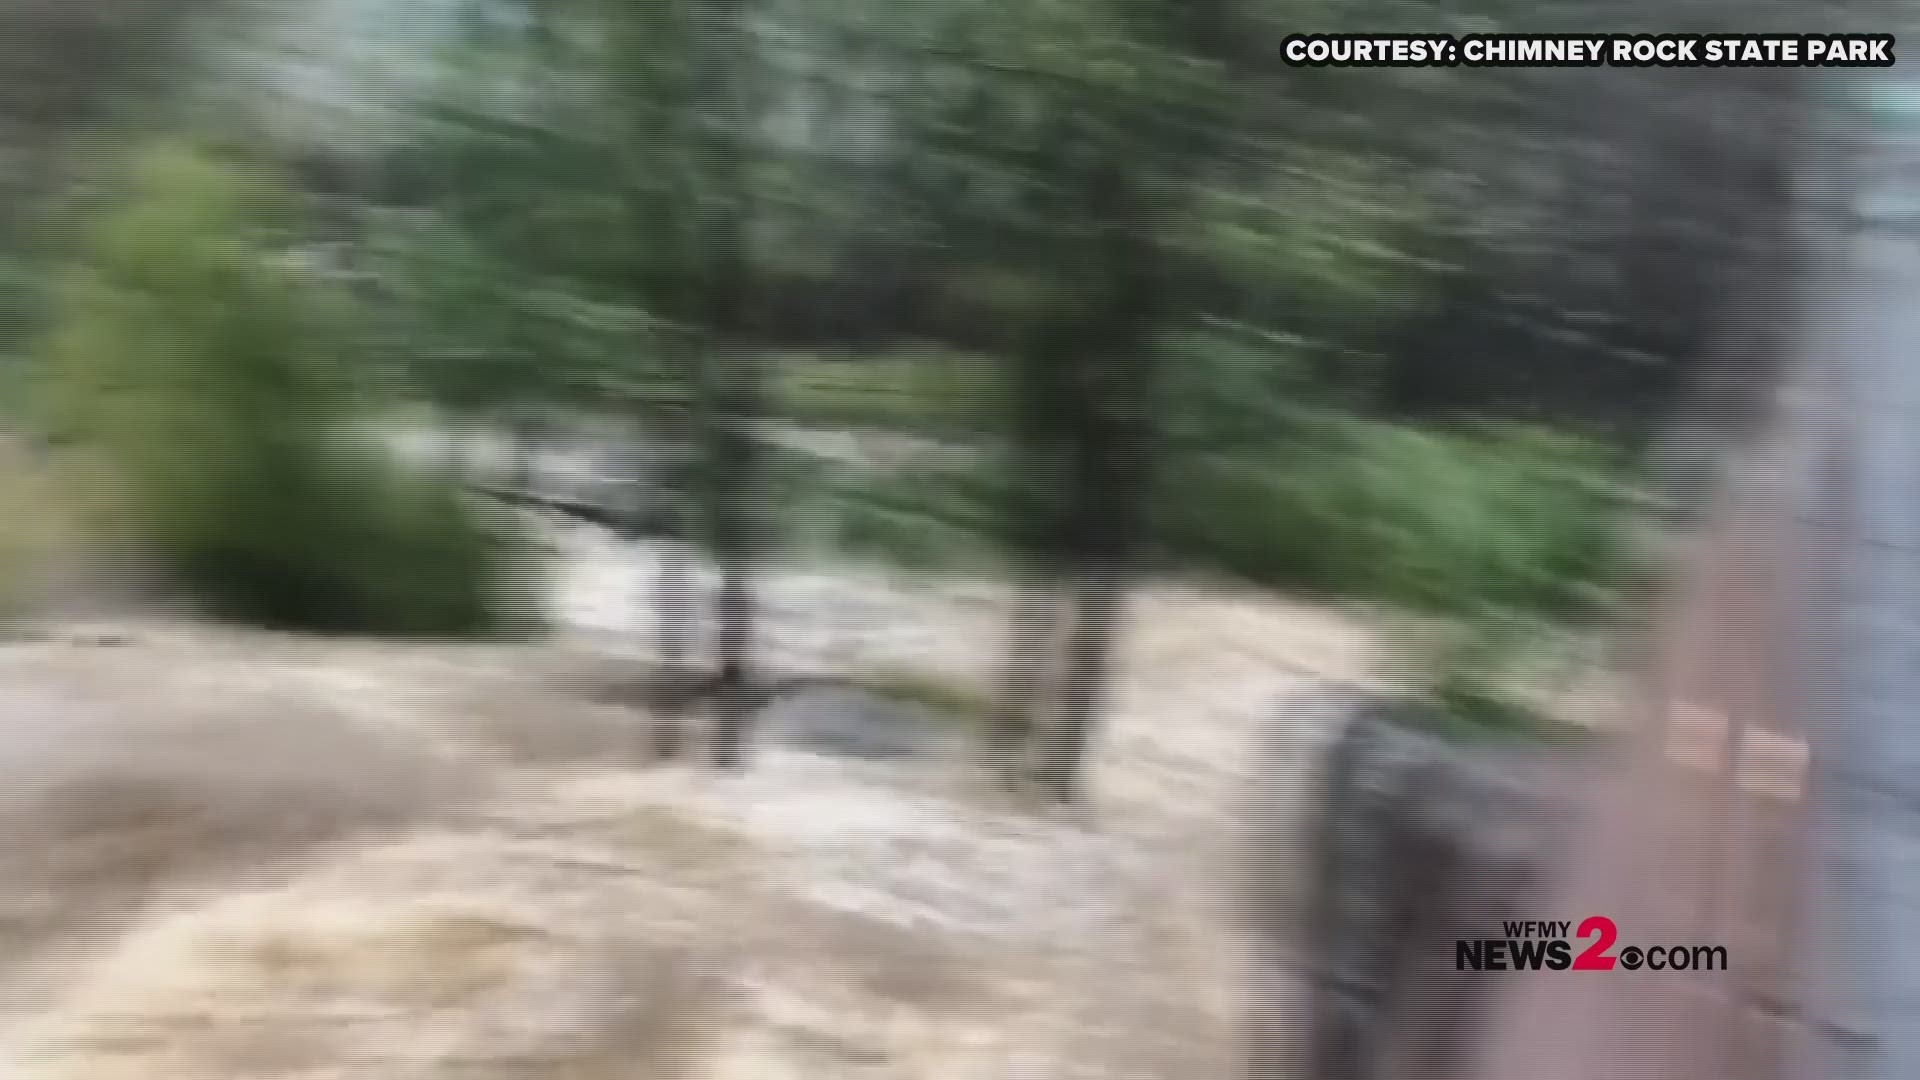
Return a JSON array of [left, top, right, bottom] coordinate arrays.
[[1242, 690, 1586, 1080]]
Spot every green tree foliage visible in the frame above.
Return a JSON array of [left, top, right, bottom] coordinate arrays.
[[854, 0, 1248, 796], [0, 0, 251, 360], [235, 0, 1858, 770], [382, 0, 771, 760], [360, 6, 653, 457], [1152, 416, 1628, 615], [0, 436, 63, 622], [37, 142, 532, 635]]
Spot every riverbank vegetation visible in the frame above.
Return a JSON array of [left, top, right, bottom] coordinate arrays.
[[0, 0, 1836, 778]]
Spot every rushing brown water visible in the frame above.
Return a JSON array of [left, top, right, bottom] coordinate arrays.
[[0, 518, 1419, 1080]]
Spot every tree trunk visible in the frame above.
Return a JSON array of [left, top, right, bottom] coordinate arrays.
[[1032, 572, 1127, 801], [704, 356, 762, 768], [987, 282, 1079, 789], [709, 560, 757, 768], [693, 0, 761, 769], [1027, 153, 1163, 801], [644, 343, 705, 760], [649, 538, 701, 760], [986, 576, 1068, 779]]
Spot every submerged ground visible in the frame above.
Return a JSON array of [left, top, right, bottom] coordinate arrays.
[[0, 498, 1622, 1079]]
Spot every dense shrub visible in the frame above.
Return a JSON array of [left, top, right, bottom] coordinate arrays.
[[0, 436, 60, 620], [1152, 420, 1629, 616], [35, 143, 534, 635], [830, 461, 1007, 571], [772, 349, 1004, 437], [775, 321, 1630, 617], [816, 414, 1627, 617]]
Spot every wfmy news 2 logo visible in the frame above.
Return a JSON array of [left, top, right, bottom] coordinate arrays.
[[1456, 917, 1728, 973]]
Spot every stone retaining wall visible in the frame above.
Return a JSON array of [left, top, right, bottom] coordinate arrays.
[[1244, 691, 1587, 1080]]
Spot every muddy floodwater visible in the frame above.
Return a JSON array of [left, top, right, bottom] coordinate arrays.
[[0, 490, 1611, 1078]]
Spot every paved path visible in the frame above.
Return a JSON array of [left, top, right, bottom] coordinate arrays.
[[1470, 68, 1920, 1079], [1474, 442, 1818, 1079]]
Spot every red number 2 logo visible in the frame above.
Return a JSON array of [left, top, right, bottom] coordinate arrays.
[[1572, 916, 1618, 970]]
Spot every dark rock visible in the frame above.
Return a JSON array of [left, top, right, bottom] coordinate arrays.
[[755, 684, 951, 761], [64, 629, 132, 648], [1241, 688, 1590, 1080]]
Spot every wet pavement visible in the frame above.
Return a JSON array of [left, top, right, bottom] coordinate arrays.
[[1471, 69, 1920, 1080]]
